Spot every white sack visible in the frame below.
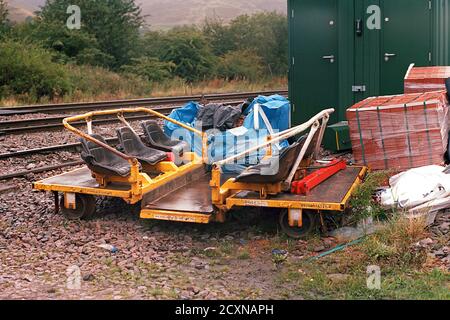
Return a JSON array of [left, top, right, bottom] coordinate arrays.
[[380, 165, 450, 210]]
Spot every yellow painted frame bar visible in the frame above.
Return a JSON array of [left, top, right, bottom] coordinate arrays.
[[33, 181, 131, 199], [142, 162, 204, 195], [225, 197, 343, 211], [341, 166, 368, 205], [141, 209, 211, 224], [210, 166, 282, 205]]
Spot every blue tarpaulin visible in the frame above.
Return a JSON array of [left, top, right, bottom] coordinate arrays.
[[164, 95, 291, 173], [164, 101, 200, 137], [243, 94, 291, 132]]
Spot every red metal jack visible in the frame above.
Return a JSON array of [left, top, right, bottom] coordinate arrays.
[[291, 159, 347, 195]]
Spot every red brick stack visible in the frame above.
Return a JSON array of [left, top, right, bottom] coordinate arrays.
[[347, 91, 449, 171], [404, 64, 450, 94]]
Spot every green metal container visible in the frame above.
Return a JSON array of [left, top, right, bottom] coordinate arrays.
[[433, 0, 450, 65], [323, 121, 352, 153], [289, 0, 450, 126]]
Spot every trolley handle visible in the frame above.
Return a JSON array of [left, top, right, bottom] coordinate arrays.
[[63, 107, 207, 165]]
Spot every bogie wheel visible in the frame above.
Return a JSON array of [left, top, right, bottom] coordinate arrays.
[[278, 209, 318, 239], [60, 194, 96, 220]]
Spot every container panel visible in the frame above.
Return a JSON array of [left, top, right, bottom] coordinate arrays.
[[433, 0, 450, 65]]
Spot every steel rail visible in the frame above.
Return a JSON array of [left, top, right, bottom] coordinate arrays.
[[0, 113, 168, 135]]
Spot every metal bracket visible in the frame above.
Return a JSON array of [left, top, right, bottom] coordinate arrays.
[[352, 85, 366, 92], [284, 121, 320, 189], [64, 192, 76, 210], [288, 208, 303, 227]]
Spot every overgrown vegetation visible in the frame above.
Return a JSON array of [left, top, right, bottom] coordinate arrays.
[[277, 216, 449, 299], [0, 0, 6, 23], [0, 0, 8, 35], [363, 217, 428, 268], [37, 0, 144, 69], [349, 171, 391, 224], [0, 0, 288, 104], [0, 40, 73, 99]]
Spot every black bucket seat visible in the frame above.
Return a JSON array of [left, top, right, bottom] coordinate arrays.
[[234, 135, 314, 184], [116, 127, 168, 166], [81, 134, 131, 177], [141, 120, 190, 156]]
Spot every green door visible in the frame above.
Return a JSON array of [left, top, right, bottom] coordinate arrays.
[[380, 0, 432, 95], [290, 0, 339, 125], [354, 0, 381, 101]]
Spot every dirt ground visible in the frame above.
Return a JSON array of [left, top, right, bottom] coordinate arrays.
[[0, 168, 312, 300], [0, 168, 448, 300]]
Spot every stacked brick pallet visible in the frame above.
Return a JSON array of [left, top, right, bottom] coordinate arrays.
[[347, 91, 449, 171], [404, 64, 450, 94]]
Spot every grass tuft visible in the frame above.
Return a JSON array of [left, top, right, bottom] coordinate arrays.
[[348, 171, 391, 224]]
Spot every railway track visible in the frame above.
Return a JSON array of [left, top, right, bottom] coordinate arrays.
[[0, 90, 287, 116], [0, 137, 120, 160], [0, 161, 85, 180], [0, 100, 243, 135], [0, 137, 120, 180]]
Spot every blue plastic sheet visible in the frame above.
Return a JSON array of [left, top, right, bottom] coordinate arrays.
[[164, 101, 200, 137], [243, 94, 291, 132], [164, 96, 292, 173], [205, 129, 283, 173]]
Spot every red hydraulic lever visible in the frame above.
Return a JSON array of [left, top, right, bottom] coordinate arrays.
[[291, 159, 347, 195]]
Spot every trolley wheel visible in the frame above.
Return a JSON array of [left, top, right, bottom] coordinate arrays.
[[60, 194, 96, 220], [278, 209, 318, 239]]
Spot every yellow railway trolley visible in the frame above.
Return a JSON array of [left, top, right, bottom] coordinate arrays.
[[33, 107, 367, 238]]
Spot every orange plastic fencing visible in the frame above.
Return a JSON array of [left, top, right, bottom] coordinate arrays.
[[347, 91, 449, 171], [405, 66, 450, 94]]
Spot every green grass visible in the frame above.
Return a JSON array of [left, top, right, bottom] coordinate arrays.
[[237, 250, 251, 260], [0, 68, 287, 106], [279, 262, 449, 300], [275, 216, 448, 300], [348, 171, 391, 224], [218, 241, 235, 256]]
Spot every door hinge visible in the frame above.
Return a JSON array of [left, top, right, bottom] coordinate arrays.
[[352, 85, 367, 92], [292, 57, 295, 65], [429, 52, 432, 62], [291, 9, 295, 18], [429, 1, 432, 10]]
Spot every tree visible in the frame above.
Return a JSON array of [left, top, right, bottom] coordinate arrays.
[[156, 28, 217, 83], [202, 17, 235, 56], [0, 0, 7, 24], [140, 31, 166, 58], [0, 40, 73, 99], [16, 20, 105, 64], [121, 57, 175, 83], [0, 0, 8, 33], [217, 50, 264, 81], [37, 0, 144, 68], [201, 12, 289, 77], [228, 12, 288, 76]]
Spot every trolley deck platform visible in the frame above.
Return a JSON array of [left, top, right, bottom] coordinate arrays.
[[227, 166, 366, 211], [144, 172, 214, 214], [34, 167, 131, 196]]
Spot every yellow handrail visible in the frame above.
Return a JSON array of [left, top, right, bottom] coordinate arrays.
[[63, 107, 206, 168], [213, 108, 335, 167]]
